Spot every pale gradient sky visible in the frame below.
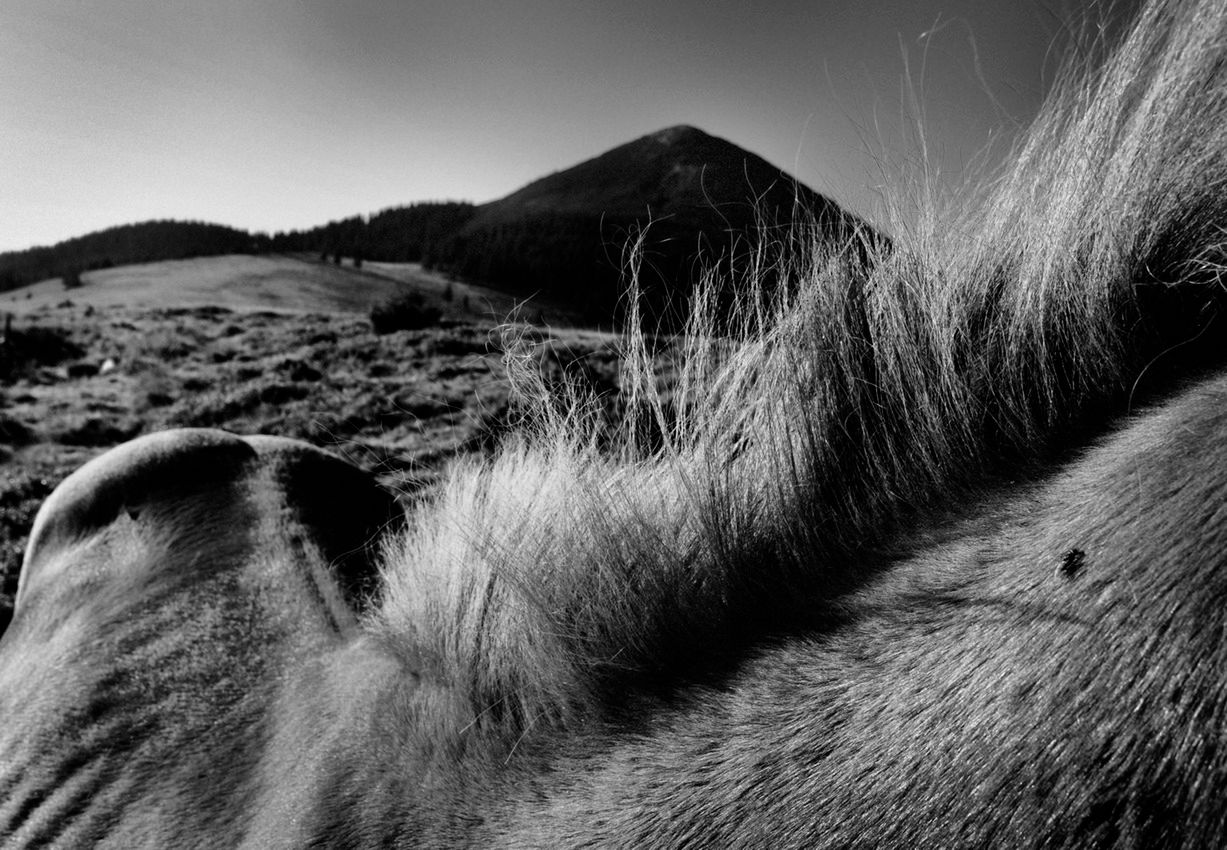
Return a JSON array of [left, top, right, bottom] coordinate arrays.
[[0, 0, 1136, 253]]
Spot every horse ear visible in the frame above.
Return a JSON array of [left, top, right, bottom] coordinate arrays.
[[14, 428, 401, 631], [15, 428, 255, 614], [0, 428, 403, 846]]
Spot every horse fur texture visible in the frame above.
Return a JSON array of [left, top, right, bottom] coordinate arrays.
[[376, 0, 1227, 744], [2, 0, 1227, 846]]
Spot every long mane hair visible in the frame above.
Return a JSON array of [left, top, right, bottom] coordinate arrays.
[[372, 0, 1227, 751]]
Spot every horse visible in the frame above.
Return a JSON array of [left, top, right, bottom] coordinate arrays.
[[2, 0, 1226, 845]]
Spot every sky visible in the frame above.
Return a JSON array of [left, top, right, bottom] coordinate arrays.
[[0, 0, 1138, 253]]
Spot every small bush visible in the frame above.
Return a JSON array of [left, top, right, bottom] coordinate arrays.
[[369, 292, 442, 334], [0, 415, 33, 445], [54, 416, 142, 447], [0, 325, 84, 381]]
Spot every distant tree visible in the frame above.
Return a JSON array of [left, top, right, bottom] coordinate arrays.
[[333, 252, 343, 266], [369, 292, 442, 334], [61, 268, 83, 290], [443, 283, 454, 302]]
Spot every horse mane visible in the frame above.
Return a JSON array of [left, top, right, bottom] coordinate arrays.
[[370, 0, 1227, 749]]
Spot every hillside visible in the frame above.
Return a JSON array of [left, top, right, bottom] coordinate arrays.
[[475, 125, 835, 223], [267, 202, 477, 265], [0, 254, 590, 326], [0, 220, 260, 292], [432, 125, 866, 322], [0, 125, 870, 325]]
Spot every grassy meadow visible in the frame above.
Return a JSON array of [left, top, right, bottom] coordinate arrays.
[[0, 256, 627, 632]]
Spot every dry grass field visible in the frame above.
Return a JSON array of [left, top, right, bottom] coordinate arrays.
[[0, 256, 626, 633], [3, 253, 590, 324]]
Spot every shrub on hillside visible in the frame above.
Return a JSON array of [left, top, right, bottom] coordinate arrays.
[[0, 325, 84, 382], [369, 292, 442, 334]]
